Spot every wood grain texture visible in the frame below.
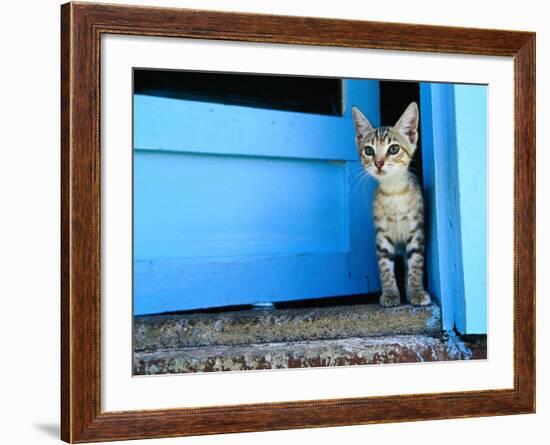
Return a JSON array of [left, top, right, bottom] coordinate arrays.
[[60, 1, 536, 442]]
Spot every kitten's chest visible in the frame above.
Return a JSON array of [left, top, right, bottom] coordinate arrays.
[[374, 192, 419, 243], [381, 194, 411, 215]]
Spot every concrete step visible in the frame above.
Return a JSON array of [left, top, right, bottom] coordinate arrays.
[[134, 303, 441, 350], [133, 333, 486, 375]]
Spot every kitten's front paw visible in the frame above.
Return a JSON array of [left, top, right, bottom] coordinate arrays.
[[379, 291, 401, 307], [409, 290, 431, 306]]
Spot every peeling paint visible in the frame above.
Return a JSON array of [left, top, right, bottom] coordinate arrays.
[[443, 331, 473, 359]]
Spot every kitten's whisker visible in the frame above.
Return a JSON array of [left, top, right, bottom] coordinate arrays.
[[352, 172, 374, 193], [352, 170, 367, 181], [351, 170, 369, 188]]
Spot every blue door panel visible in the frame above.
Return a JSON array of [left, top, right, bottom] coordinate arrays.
[[134, 151, 349, 260], [347, 162, 379, 284], [134, 253, 368, 315], [134, 79, 382, 314]]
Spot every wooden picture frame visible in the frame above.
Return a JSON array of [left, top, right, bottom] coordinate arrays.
[[61, 1, 535, 442]]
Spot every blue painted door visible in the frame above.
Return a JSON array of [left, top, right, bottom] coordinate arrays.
[[134, 79, 381, 315]]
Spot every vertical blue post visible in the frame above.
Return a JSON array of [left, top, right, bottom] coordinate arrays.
[[344, 79, 382, 284], [420, 84, 466, 333], [343, 79, 380, 123], [421, 83, 487, 335], [454, 85, 487, 334]]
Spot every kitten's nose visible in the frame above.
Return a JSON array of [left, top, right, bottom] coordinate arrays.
[[375, 160, 385, 169]]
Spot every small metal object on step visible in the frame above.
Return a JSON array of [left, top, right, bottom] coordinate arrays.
[[252, 302, 276, 310]]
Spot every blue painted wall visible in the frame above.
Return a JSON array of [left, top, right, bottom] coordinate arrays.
[[134, 80, 381, 314], [420, 83, 487, 334], [454, 85, 488, 334]]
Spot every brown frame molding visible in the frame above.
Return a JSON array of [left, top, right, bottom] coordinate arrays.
[[61, 1, 536, 442]]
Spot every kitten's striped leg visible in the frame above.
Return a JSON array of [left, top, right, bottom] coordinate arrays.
[[405, 231, 431, 306], [376, 231, 400, 307]]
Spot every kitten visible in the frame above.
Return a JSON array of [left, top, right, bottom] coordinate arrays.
[[352, 102, 431, 307]]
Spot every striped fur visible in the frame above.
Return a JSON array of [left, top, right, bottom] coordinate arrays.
[[352, 102, 431, 307]]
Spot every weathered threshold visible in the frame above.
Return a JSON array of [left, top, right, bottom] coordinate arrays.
[[133, 333, 487, 375], [134, 303, 441, 350]]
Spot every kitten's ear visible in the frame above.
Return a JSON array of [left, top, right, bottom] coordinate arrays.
[[395, 102, 419, 145], [352, 106, 374, 148]]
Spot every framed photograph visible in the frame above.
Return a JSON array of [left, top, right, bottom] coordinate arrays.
[[61, 1, 535, 442]]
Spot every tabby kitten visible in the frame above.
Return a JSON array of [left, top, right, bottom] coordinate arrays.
[[352, 102, 431, 307]]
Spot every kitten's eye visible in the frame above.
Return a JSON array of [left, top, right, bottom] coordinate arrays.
[[363, 146, 374, 156], [388, 144, 400, 155]]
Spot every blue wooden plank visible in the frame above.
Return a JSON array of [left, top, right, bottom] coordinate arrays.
[[454, 85, 487, 334], [420, 83, 466, 332], [134, 253, 368, 314], [134, 95, 358, 161], [134, 151, 349, 261]]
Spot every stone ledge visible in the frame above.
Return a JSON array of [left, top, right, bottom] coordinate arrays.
[[134, 303, 441, 350], [133, 333, 486, 375]]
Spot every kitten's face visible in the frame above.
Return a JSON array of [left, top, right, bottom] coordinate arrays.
[[352, 102, 419, 181]]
